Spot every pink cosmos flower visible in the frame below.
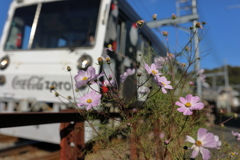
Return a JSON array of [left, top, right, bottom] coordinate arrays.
[[214, 135, 222, 149], [159, 132, 165, 139], [185, 128, 218, 160], [78, 90, 101, 111], [232, 131, 240, 140], [144, 63, 161, 77], [229, 152, 238, 157], [189, 81, 194, 86], [120, 68, 135, 83], [101, 79, 115, 87], [91, 72, 104, 85], [155, 76, 173, 94], [74, 66, 97, 88], [176, 94, 204, 115], [154, 57, 165, 69], [198, 69, 206, 82], [166, 52, 175, 61], [105, 44, 113, 52]]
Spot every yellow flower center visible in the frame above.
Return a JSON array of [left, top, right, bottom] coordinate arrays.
[[86, 99, 92, 103], [185, 102, 191, 107], [230, 152, 235, 156], [161, 82, 166, 86], [195, 140, 202, 146], [82, 77, 88, 81], [151, 70, 157, 75], [106, 57, 111, 61], [108, 44, 112, 48]]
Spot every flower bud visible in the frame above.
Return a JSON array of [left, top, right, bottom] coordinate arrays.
[[68, 96, 72, 100], [109, 75, 113, 80], [98, 57, 103, 65], [75, 89, 79, 92], [202, 21, 206, 25], [189, 26, 193, 30], [220, 123, 224, 128], [162, 31, 168, 36], [181, 63, 186, 67], [195, 22, 200, 28], [234, 113, 238, 119], [106, 57, 111, 64], [164, 140, 170, 145], [195, 22, 203, 29], [55, 92, 59, 97], [220, 109, 224, 114], [185, 46, 190, 51], [136, 20, 145, 28], [67, 66, 71, 71], [189, 81, 194, 86], [171, 13, 177, 20], [152, 14, 157, 20], [50, 85, 55, 93]]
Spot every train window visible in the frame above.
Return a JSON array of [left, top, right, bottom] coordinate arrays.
[[5, 0, 101, 50], [5, 5, 37, 50], [32, 0, 100, 49]]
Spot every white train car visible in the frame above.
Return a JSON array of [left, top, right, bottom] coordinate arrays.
[[0, 0, 164, 144]]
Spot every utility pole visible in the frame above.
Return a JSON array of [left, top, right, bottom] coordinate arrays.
[[147, 0, 202, 97], [191, 0, 202, 98]]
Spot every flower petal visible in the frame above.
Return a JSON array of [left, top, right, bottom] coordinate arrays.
[[191, 146, 200, 158], [175, 101, 184, 107], [186, 94, 193, 102], [165, 85, 173, 89], [144, 63, 151, 74], [86, 104, 93, 111], [180, 97, 187, 104], [75, 81, 88, 88], [200, 147, 211, 160], [151, 63, 157, 70], [162, 88, 167, 94], [191, 102, 204, 110], [197, 128, 208, 141], [183, 109, 192, 115], [185, 135, 195, 143], [190, 96, 200, 103], [177, 107, 186, 112]]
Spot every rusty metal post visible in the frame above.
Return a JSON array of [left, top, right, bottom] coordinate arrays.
[[130, 122, 138, 160], [60, 122, 85, 160]]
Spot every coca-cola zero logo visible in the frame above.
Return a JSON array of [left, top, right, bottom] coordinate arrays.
[[12, 76, 71, 91]]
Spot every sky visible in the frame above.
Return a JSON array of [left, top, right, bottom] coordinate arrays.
[[0, 0, 240, 70]]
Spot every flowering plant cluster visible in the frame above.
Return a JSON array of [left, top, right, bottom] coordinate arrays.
[[50, 14, 240, 160]]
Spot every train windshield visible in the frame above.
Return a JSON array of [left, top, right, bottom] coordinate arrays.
[[5, 0, 101, 50]]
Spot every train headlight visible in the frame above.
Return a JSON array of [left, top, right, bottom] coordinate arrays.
[[77, 54, 92, 70], [0, 56, 9, 70]]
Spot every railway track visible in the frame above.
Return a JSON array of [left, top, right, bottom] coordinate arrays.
[[0, 134, 60, 160]]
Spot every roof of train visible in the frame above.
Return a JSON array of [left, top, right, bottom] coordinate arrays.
[[118, 0, 165, 54], [10, 0, 165, 53]]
